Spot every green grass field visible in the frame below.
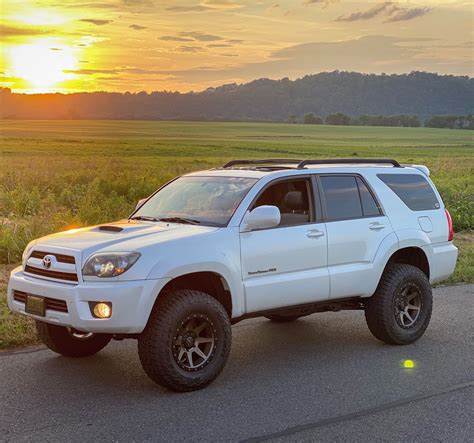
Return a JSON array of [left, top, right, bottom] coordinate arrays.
[[0, 120, 472, 349]]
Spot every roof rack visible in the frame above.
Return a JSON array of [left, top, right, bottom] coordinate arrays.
[[297, 159, 402, 169], [222, 159, 302, 168]]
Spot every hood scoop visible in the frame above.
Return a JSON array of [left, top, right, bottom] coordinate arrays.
[[97, 225, 124, 233]]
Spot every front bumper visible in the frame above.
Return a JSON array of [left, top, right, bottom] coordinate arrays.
[[7, 266, 170, 334]]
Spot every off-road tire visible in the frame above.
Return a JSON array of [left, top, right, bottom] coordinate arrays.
[[365, 264, 432, 345], [265, 314, 302, 322], [36, 321, 111, 357], [138, 289, 231, 392]]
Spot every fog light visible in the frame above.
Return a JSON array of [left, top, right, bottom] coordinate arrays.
[[92, 302, 112, 319]]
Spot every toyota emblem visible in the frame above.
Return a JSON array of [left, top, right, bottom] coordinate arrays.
[[42, 255, 54, 269]]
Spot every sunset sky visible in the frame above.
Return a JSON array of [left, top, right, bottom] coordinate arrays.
[[1, 0, 472, 93]]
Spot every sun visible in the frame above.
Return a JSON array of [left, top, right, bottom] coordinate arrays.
[[10, 39, 78, 91]]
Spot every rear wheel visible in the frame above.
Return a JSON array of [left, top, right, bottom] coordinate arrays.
[[36, 321, 111, 357], [138, 289, 231, 392], [365, 264, 432, 345]]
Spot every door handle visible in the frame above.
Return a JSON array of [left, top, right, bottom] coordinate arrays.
[[306, 229, 325, 238], [369, 222, 385, 231]]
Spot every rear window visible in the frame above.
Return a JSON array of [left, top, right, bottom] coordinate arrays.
[[378, 174, 440, 211], [320, 176, 363, 220], [356, 177, 381, 217]]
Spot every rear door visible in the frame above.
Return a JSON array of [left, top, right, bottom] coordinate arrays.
[[318, 174, 392, 299], [240, 176, 329, 312]]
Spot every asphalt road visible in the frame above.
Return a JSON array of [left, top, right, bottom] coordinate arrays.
[[1, 284, 473, 442]]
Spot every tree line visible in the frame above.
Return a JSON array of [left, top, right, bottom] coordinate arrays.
[[296, 112, 474, 129], [1, 71, 472, 122]]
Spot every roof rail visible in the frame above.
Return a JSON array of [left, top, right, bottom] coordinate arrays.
[[223, 159, 302, 168], [297, 158, 402, 169]]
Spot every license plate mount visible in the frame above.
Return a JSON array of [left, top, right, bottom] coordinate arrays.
[[25, 295, 45, 317]]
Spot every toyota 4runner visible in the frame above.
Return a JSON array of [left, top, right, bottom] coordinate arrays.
[[7, 158, 458, 391]]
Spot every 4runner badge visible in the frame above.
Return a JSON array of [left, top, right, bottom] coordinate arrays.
[[248, 268, 276, 275]]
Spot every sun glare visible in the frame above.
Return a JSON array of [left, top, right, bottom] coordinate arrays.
[[9, 39, 78, 91]]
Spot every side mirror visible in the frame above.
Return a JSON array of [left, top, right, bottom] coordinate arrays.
[[241, 205, 281, 232], [136, 198, 147, 210]]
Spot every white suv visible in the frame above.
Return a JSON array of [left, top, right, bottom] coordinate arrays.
[[8, 159, 458, 391]]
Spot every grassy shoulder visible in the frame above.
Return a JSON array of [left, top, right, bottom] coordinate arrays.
[[0, 265, 38, 349], [0, 231, 472, 350]]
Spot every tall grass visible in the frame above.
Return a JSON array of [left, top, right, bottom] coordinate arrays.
[[1, 121, 472, 264]]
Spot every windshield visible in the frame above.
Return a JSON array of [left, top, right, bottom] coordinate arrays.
[[132, 176, 257, 227]]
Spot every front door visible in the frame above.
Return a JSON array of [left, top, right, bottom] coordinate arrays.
[[240, 177, 329, 313]]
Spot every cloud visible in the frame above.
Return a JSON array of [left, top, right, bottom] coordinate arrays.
[[64, 67, 170, 76], [63, 2, 118, 9], [79, 19, 113, 25], [385, 7, 431, 22], [64, 68, 118, 75], [159, 36, 194, 42], [166, 5, 212, 12], [207, 43, 232, 48], [336, 2, 432, 23], [0, 24, 47, 37], [180, 31, 223, 41], [129, 24, 147, 30], [155, 35, 450, 83], [202, 0, 243, 9], [336, 2, 391, 22], [177, 46, 204, 53], [304, 0, 339, 6]]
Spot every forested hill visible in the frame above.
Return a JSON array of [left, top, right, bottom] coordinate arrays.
[[1, 71, 473, 121]]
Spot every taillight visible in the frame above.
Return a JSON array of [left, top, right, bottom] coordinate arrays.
[[445, 208, 453, 241]]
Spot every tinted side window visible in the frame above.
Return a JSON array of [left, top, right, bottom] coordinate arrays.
[[378, 174, 440, 211], [320, 176, 362, 220], [356, 177, 381, 217]]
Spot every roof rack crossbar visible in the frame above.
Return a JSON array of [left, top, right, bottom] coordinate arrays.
[[223, 159, 302, 168], [297, 159, 402, 169]]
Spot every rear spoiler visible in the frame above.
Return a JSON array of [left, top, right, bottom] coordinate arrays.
[[405, 164, 430, 176]]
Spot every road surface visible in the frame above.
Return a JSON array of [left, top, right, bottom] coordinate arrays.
[[1, 284, 473, 442]]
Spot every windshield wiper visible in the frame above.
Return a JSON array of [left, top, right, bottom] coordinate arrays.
[[157, 217, 201, 225], [130, 215, 160, 222]]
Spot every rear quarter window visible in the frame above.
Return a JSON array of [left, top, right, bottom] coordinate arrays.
[[377, 173, 440, 211]]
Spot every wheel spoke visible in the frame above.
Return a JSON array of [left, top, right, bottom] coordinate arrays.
[[195, 337, 213, 345], [194, 321, 208, 335], [404, 310, 414, 324], [193, 346, 208, 360], [407, 303, 420, 311], [399, 312, 406, 326], [178, 348, 185, 362], [186, 351, 195, 368], [400, 286, 410, 297]]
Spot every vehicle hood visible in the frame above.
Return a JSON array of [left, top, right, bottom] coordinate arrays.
[[33, 219, 219, 259]]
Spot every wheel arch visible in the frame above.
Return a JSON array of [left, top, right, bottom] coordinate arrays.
[[384, 247, 430, 279], [155, 271, 233, 318]]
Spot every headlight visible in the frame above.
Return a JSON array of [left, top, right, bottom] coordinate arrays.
[[83, 252, 141, 278], [22, 240, 36, 266]]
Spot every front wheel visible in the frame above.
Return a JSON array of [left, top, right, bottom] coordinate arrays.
[[138, 289, 231, 392], [365, 264, 432, 345], [36, 321, 111, 357]]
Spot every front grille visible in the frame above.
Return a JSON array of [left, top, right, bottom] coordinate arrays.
[[30, 250, 76, 264], [24, 265, 78, 282], [13, 290, 68, 313]]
